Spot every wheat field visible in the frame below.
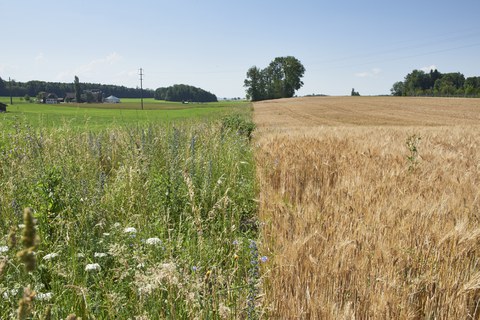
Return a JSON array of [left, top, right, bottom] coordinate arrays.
[[254, 96, 480, 319]]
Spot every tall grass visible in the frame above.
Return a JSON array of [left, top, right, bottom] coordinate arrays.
[[256, 125, 480, 318], [0, 114, 260, 318]]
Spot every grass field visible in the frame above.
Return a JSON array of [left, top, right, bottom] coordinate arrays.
[[0, 97, 249, 131], [254, 96, 480, 318], [0, 99, 260, 319]]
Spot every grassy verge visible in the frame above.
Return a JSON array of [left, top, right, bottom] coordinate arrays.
[[0, 106, 261, 318]]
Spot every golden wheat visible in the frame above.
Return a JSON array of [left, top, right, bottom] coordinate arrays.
[[254, 97, 480, 319]]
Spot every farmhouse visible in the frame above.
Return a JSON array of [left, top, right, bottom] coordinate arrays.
[[105, 95, 120, 103], [38, 92, 59, 104], [0, 102, 7, 112]]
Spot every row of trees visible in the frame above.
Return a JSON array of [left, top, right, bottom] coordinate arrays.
[[154, 84, 217, 102], [244, 56, 305, 101], [391, 69, 480, 97], [0, 77, 154, 99]]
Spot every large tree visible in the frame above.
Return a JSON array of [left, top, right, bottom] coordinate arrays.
[[244, 56, 305, 101], [244, 66, 265, 101]]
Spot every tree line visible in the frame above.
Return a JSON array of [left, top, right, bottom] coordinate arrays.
[[391, 69, 480, 97], [0, 77, 154, 99], [244, 56, 305, 101], [154, 84, 217, 102]]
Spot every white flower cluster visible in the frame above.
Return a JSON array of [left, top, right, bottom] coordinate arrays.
[[85, 263, 101, 272], [43, 252, 59, 261], [145, 237, 162, 245], [124, 227, 137, 234], [94, 252, 108, 258]]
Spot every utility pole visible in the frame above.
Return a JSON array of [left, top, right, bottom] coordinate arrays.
[[9, 77, 13, 105], [139, 68, 144, 110]]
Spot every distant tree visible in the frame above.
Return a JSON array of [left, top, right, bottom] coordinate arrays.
[[272, 56, 306, 98], [404, 70, 431, 96], [244, 66, 266, 101], [36, 91, 46, 103], [74, 76, 81, 102], [24, 94, 31, 102], [391, 81, 405, 96], [244, 56, 305, 101], [351, 88, 360, 96], [465, 76, 480, 96], [154, 87, 168, 100], [0, 77, 5, 96], [159, 84, 217, 102], [391, 68, 476, 97], [85, 91, 95, 103]]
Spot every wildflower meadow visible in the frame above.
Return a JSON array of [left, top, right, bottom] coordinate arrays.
[[0, 109, 263, 319]]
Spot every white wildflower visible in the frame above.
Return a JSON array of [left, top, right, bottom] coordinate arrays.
[[145, 237, 162, 245], [18, 224, 25, 229], [124, 227, 137, 234], [43, 252, 59, 261], [103, 232, 110, 236], [0, 246, 8, 253], [94, 252, 108, 258], [36, 292, 53, 301], [77, 253, 85, 258], [2, 288, 19, 300], [85, 263, 101, 272], [113, 222, 121, 228]]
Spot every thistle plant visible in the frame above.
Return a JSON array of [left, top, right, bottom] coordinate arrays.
[[406, 134, 421, 171]]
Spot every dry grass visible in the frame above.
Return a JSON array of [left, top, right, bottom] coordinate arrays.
[[254, 97, 480, 319]]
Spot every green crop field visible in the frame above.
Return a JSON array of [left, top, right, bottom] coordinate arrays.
[[0, 97, 260, 319], [0, 97, 250, 131]]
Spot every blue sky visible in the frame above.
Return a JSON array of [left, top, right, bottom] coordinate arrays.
[[1, 0, 479, 97]]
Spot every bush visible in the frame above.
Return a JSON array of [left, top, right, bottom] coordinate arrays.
[[221, 114, 256, 140]]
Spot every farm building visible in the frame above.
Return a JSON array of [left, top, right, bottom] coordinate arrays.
[[105, 95, 120, 103], [0, 102, 7, 112], [38, 92, 59, 104], [65, 92, 76, 102]]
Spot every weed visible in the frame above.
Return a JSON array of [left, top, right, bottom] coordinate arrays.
[[406, 134, 421, 171]]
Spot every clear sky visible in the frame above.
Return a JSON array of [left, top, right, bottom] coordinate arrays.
[[1, 0, 480, 97]]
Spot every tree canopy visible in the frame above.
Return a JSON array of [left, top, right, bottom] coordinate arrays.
[[244, 56, 305, 101], [0, 77, 154, 99], [391, 69, 480, 97], [154, 84, 217, 102]]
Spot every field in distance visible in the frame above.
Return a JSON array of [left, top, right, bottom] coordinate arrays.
[[254, 96, 480, 129], [254, 96, 480, 318], [0, 97, 249, 130]]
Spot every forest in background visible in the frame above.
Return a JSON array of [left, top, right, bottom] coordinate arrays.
[[0, 77, 154, 99], [391, 69, 480, 97]]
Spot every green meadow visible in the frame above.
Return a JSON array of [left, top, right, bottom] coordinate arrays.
[[0, 97, 250, 131], [0, 98, 262, 319]]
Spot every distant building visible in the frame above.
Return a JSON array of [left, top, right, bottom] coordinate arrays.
[[65, 92, 76, 103], [105, 95, 120, 103], [0, 102, 7, 112], [38, 92, 59, 104]]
